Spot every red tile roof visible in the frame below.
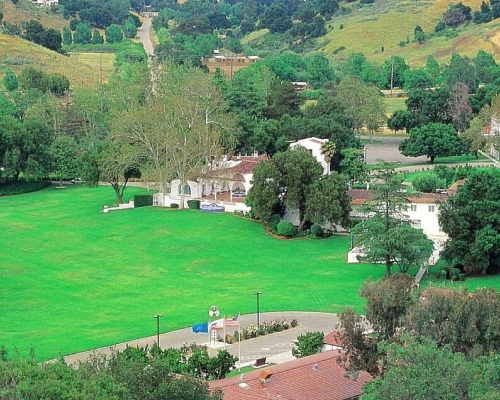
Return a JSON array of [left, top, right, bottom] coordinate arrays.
[[447, 179, 466, 195], [347, 189, 375, 205], [209, 351, 371, 400], [348, 189, 448, 205], [323, 331, 343, 347]]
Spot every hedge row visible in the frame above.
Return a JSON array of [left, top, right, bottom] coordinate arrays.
[[134, 194, 153, 208]]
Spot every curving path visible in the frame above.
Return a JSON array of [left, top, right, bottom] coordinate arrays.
[[62, 312, 345, 367]]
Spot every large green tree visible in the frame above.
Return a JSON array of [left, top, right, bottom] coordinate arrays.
[[351, 163, 433, 277], [439, 169, 500, 274], [335, 77, 386, 137], [247, 147, 324, 231], [340, 148, 368, 187], [406, 287, 500, 355], [50, 135, 79, 187], [305, 172, 351, 229], [399, 123, 463, 163], [360, 274, 414, 340], [363, 336, 499, 400]]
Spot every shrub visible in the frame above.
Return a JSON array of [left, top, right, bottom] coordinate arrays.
[[434, 165, 456, 186], [0, 180, 50, 195], [413, 173, 446, 193], [170, 203, 179, 209], [292, 331, 324, 358], [291, 319, 298, 328], [268, 214, 281, 233], [277, 221, 296, 237], [187, 199, 200, 209], [311, 223, 324, 238], [134, 194, 153, 208], [225, 334, 235, 344]]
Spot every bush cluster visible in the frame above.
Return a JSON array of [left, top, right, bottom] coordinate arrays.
[[0, 180, 50, 196], [226, 319, 298, 343], [134, 195, 153, 208], [277, 220, 296, 237]]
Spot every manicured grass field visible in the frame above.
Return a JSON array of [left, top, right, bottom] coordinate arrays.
[[2, 184, 499, 361], [1, 185, 385, 361]]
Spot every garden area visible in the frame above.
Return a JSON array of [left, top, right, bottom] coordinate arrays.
[[1, 184, 499, 361]]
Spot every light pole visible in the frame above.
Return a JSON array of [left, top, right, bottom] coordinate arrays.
[[153, 314, 163, 347], [253, 291, 263, 328]]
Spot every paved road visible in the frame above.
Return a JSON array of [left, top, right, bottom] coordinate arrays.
[[138, 19, 154, 57], [62, 312, 342, 367], [362, 135, 429, 165]]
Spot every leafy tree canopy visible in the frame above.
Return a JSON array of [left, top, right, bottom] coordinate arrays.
[[399, 123, 463, 163], [439, 168, 500, 274]]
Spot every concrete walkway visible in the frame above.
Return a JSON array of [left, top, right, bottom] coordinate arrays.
[[63, 312, 341, 367]]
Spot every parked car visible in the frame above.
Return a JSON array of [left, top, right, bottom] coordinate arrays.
[[71, 178, 83, 184]]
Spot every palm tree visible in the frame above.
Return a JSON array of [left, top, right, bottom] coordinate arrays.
[[320, 141, 336, 175]]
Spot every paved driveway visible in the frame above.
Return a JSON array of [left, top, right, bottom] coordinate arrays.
[[62, 312, 343, 367]]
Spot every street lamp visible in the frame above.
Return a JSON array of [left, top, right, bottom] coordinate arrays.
[[253, 291, 263, 328], [153, 314, 163, 347]]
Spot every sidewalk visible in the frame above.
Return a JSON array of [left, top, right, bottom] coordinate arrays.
[[62, 312, 341, 366]]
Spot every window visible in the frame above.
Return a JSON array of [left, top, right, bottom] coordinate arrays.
[[179, 184, 191, 196], [410, 204, 417, 212], [428, 205, 435, 212]]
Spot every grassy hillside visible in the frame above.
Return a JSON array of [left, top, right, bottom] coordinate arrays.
[[0, 35, 115, 89], [0, 0, 68, 30], [321, 0, 500, 65]]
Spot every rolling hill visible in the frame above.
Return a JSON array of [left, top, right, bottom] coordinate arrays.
[[0, 34, 115, 89], [0, 0, 68, 31], [0, 0, 115, 88], [320, 0, 500, 65]]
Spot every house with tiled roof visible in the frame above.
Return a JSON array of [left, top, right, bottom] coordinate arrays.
[[347, 184, 459, 264], [322, 331, 343, 352], [209, 350, 371, 400], [155, 154, 267, 210]]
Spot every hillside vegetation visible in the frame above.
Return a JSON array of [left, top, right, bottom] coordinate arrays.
[[0, 0, 67, 30], [0, 35, 115, 88], [321, 0, 500, 65]]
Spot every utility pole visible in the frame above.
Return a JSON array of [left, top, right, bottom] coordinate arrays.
[[390, 53, 394, 98]]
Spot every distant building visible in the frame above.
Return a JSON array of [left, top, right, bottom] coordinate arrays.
[[32, 0, 59, 6], [209, 350, 371, 400]]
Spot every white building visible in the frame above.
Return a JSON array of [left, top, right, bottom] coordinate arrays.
[[32, 0, 59, 6], [346, 181, 468, 264], [153, 154, 267, 211], [289, 137, 330, 175]]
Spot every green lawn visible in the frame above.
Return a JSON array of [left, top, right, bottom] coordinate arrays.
[[1, 185, 384, 361], [2, 184, 499, 361]]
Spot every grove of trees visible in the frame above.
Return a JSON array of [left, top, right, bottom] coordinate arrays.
[[339, 276, 500, 399]]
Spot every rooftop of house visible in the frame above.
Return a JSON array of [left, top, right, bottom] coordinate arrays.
[[227, 154, 268, 174], [347, 178, 468, 206], [209, 350, 371, 400], [323, 331, 343, 347], [290, 137, 328, 147]]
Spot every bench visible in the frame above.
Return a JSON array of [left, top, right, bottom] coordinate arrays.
[[253, 357, 267, 368]]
